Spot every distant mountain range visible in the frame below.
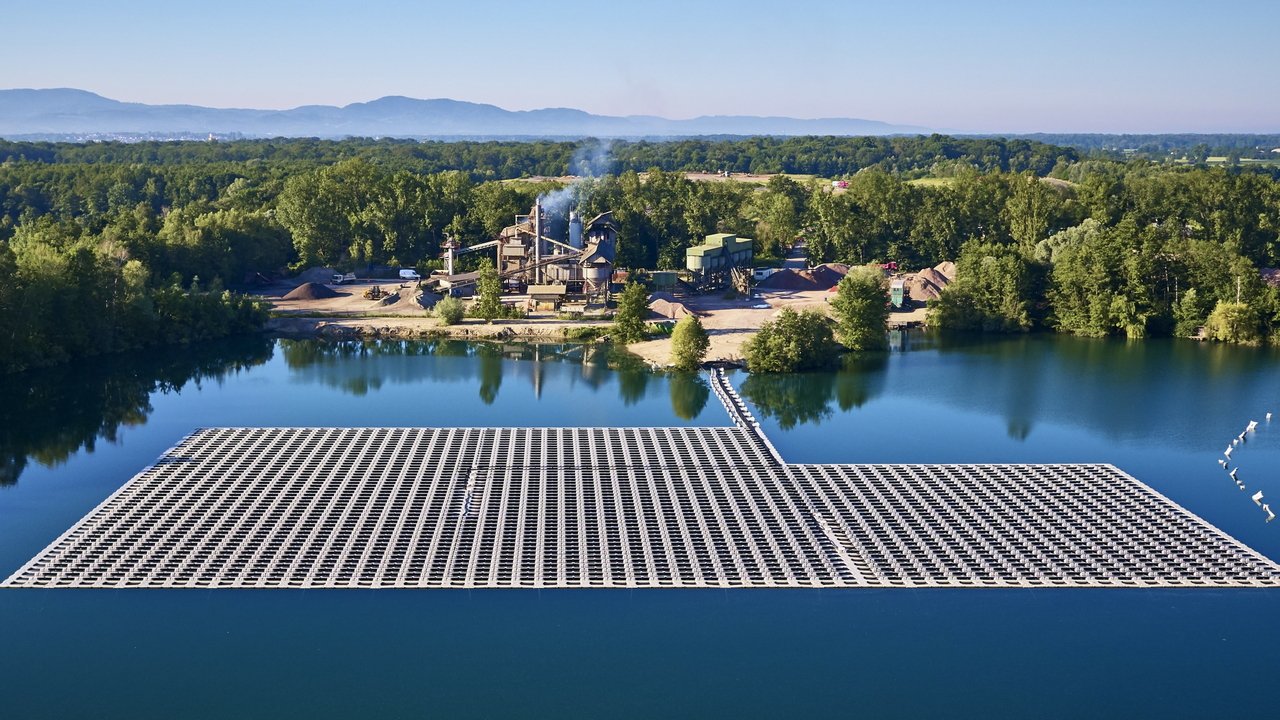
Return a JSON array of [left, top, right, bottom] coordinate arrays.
[[0, 88, 932, 140]]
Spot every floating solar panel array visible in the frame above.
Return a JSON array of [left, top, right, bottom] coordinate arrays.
[[5, 425, 1279, 589]]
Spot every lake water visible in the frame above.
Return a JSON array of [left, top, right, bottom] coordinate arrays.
[[2, 334, 1279, 719]]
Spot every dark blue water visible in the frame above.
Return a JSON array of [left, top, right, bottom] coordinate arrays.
[[2, 335, 1278, 719]]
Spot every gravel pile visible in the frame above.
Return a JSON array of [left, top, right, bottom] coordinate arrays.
[[283, 282, 340, 300]]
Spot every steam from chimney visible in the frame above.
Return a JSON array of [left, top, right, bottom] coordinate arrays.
[[537, 139, 613, 218]]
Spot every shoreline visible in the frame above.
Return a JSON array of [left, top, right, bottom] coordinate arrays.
[[264, 288, 929, 368], [266, 315, 613, 341]]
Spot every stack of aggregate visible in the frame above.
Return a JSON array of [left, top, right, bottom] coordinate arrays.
[[648, 292, 695, 319], [282, 282, 340, 300]]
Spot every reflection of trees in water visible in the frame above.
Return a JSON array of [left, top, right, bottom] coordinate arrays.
[[668, 373, 710, 420], [0, 336, 273, 486], [740, 354, 888, 430], [833, 354, 888, 411], [605, 347, 655, 406], [905, 332, 1280, 444], [617, 367, 649, 406], [741, 374, 836, 429], [279, 339, 650, 408], [477, 344, 503, 405]]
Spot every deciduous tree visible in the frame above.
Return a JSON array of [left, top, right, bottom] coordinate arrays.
[[612, 282, 649, 343], [669, 314, 710, 370], [829, 267, 889, 350]]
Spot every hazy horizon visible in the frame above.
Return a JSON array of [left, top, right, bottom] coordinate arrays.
[[4, 0, 1278, 134]]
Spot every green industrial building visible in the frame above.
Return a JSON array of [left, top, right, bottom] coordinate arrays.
[[685, 233, 753, 273]]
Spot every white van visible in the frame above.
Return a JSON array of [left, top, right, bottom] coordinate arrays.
[[399, 269, 421, 281]]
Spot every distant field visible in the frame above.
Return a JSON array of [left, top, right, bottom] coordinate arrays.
[[499, 176, 574, 186], [1179, 157, 1280, 166], [501, 173, 825, 186], [908, 176, 1076, 191], [681, 172, 820, 185]]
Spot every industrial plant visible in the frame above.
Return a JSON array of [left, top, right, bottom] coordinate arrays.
[[436, 201, 618, 307], [431, 199, 756, 308]]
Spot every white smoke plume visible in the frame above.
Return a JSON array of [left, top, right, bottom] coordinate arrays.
[[538, 139, 613, 217]]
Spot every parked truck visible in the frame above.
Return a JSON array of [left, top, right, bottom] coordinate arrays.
[[331, 272, 357, 285]]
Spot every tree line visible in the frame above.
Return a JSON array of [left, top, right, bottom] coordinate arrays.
[[3, 134, 1279, 375], [0, 134, 1076, 179]]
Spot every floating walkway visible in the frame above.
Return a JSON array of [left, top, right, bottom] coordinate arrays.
[[6, 378, 1280, 589]]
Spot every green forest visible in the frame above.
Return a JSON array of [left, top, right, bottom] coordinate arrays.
[[2, 134, 1279, 373]]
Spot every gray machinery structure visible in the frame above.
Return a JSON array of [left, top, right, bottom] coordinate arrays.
[[441, 202, 617, 299]]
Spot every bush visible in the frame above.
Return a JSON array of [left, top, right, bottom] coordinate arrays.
[[434, 296, 464, 325], [670, 315, 710, 370], [562, 326, 605, 341], [743, 308, 840, 373]]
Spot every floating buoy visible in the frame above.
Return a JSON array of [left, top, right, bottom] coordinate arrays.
[[1225, 447, 1234, 458], [1218, 459, 1228, 468], [1265, 505, 1276, 523], [1267, 412, 1273, 421], [1230, 468, 1239, 480], [1252, 490, 1265, 506]]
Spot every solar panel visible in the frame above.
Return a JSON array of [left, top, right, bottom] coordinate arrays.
[[5, 425, 1277, 589]]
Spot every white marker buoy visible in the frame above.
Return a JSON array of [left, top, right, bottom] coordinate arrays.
[[1230, 468, 1239, 480], [1267, 412, 1273, 421], [1252, 490, 1265, 506]]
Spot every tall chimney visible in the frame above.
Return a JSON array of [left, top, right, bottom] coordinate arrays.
[[533, 200, 542, 285]]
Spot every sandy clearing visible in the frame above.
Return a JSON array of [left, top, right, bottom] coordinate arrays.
[[263, 279, 431, 316], [259, 275, 929, 367], [626, 289, 833, 367]]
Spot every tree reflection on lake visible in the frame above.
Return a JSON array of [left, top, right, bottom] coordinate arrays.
[[278, 339, 656, 408], [0, 336, 273, 486], [668, 373, 710, 420], [739, 354, 888, 429]]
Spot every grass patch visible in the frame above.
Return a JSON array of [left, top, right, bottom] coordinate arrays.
[[562, 326, 606, 341]]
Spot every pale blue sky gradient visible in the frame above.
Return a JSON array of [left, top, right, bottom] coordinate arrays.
[[3, 0, 1277, 132]]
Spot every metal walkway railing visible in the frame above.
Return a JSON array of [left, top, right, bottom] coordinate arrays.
[[707, 368, 785, 466]]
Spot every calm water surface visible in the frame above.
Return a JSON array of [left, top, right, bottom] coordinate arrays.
[[2, 334, 1278, 719]]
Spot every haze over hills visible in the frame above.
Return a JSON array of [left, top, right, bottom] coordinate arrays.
[[0, 88, 933, 140]]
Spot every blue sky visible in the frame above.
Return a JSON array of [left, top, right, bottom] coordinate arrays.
[[3, 0, 1277, 132]]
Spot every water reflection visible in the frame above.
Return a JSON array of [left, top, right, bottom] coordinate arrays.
[[0, 337, 273, 486], [477, 345, 502, 405], [822, 332, 1280, 445], [740, 354, 889, 430], [668, 373, 710, 420], [279, 339, 662, 408]]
